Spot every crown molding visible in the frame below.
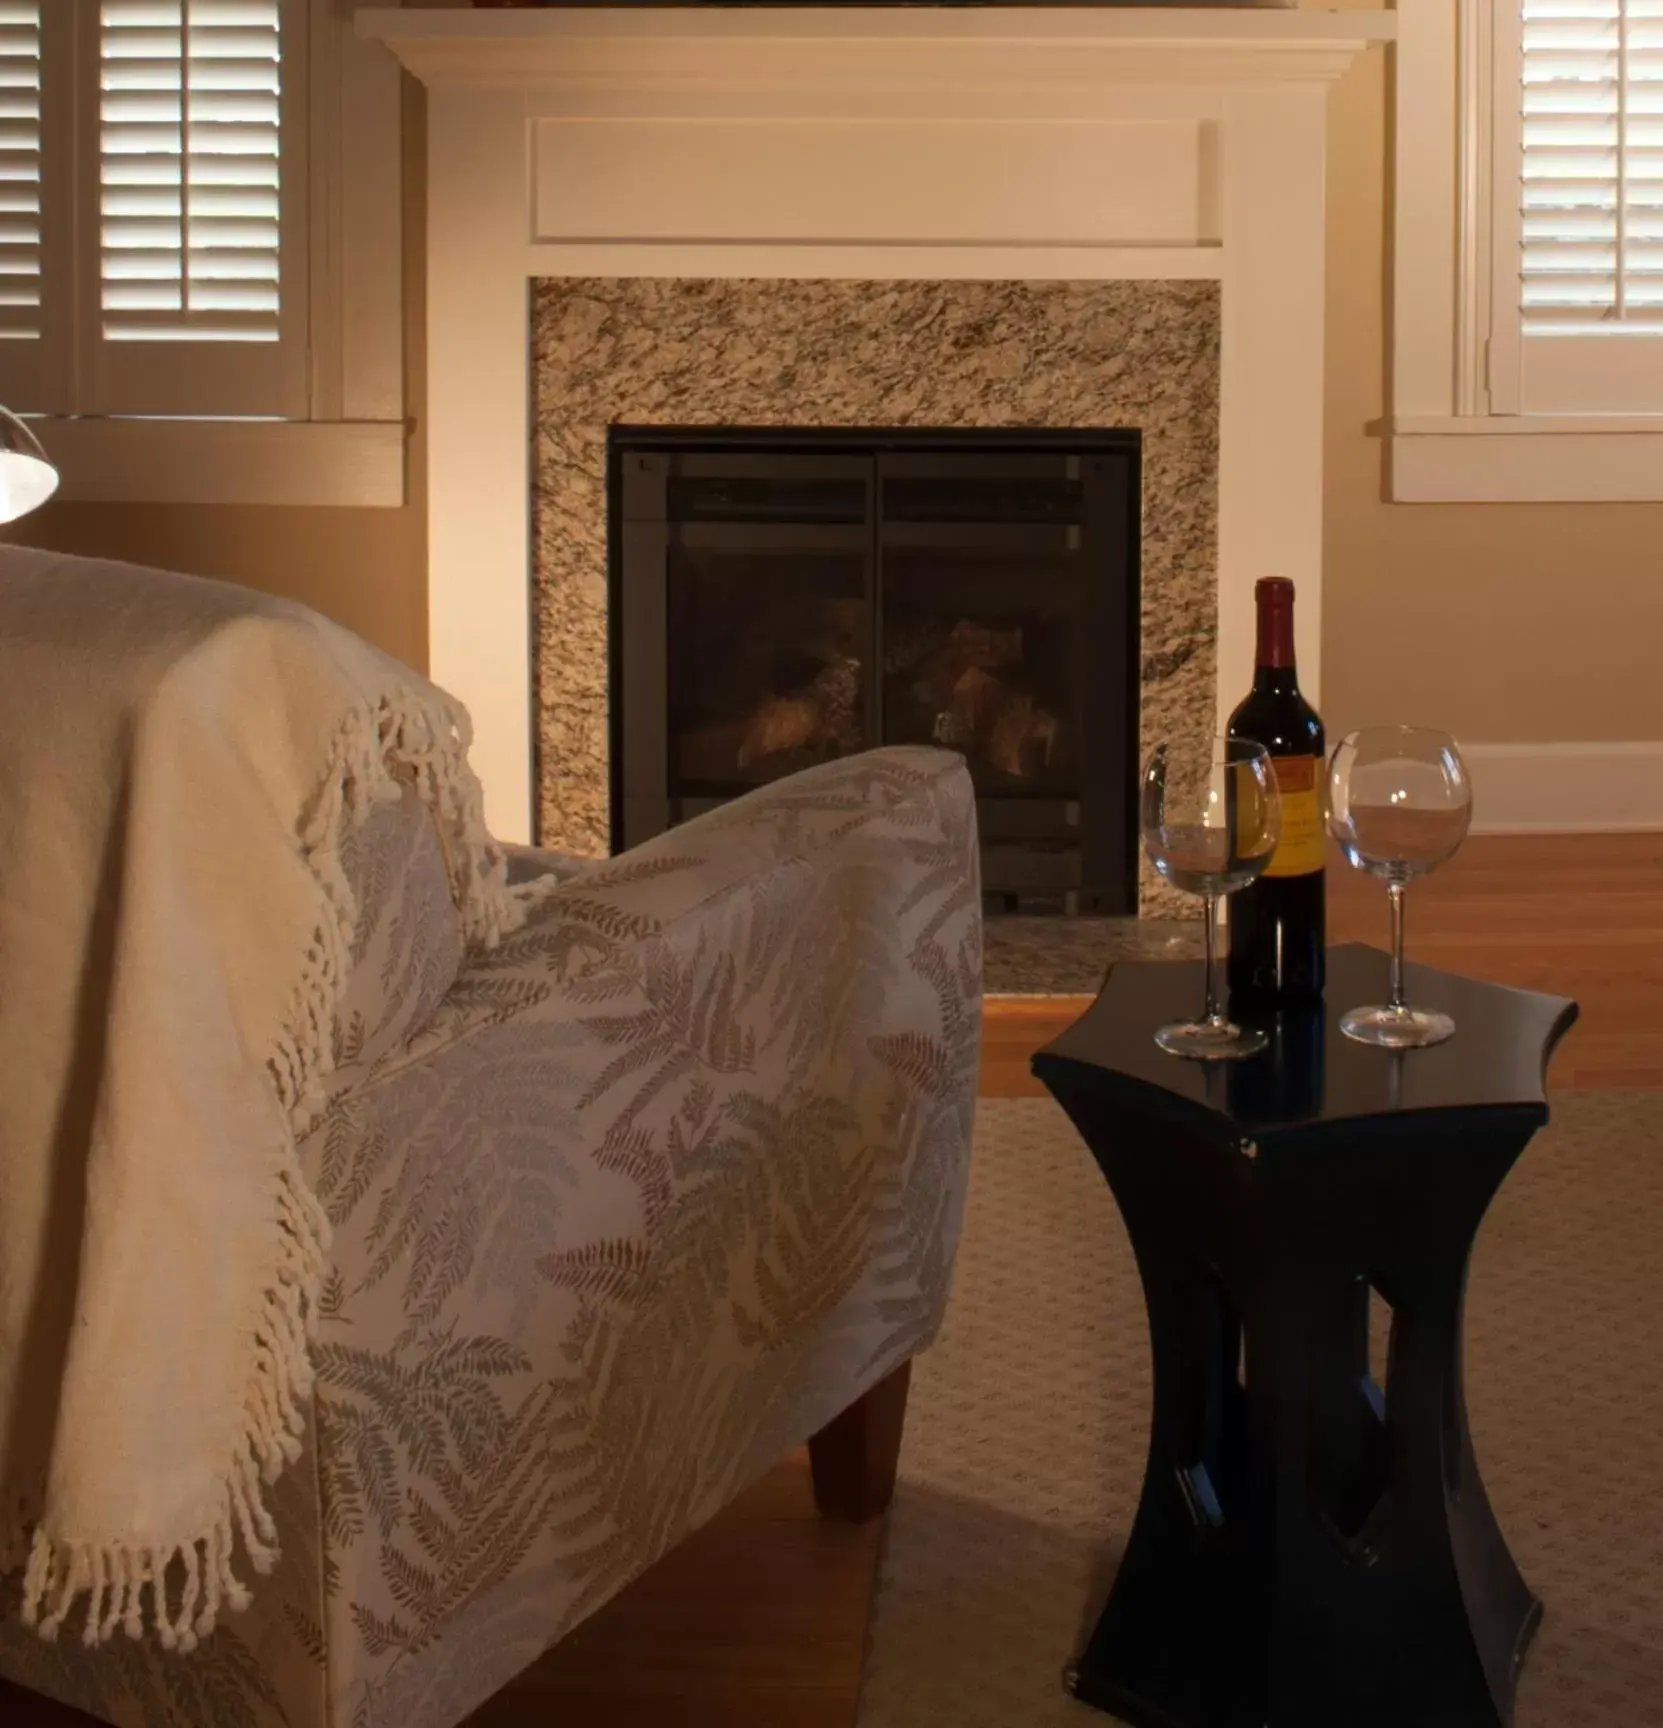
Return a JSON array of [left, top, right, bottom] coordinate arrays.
[[355, 7, 1396, 105]]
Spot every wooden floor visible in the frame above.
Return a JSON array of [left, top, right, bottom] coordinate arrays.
[[984, 834, 1663, 1096], [8, 835, 1663, 1728]]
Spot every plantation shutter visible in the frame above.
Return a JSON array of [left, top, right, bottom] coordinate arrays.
[[1489, 0, 1663, 411], [0, 2, 40, 344], [1519, 0, 1663, 330], [0, 0, 61, 412], [88, 0, 305, 417]]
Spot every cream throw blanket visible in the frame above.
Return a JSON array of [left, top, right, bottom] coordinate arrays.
[[0, 549, 535, 1651]]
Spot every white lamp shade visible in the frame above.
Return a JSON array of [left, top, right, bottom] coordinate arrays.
[[0, 408, 56, 524]]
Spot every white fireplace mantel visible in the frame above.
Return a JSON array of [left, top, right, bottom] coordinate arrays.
[[359, 6, 1393, 842]]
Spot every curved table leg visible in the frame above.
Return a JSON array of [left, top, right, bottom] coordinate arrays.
[[1053, 1089, 1542, 1728]]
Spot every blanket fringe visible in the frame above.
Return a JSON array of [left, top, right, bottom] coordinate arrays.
[[381, 691, 528, 951], [12, 680, 530, 1650], [277, 685, 526, 1137], [18, 1152, 328, 1651]]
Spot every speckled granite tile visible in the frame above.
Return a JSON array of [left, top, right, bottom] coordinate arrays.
[[531, 277, 1219, 914], [982, 915, 1206, 996]]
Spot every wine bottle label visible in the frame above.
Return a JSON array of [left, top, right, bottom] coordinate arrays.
[[1264, 754, 1325, 878]]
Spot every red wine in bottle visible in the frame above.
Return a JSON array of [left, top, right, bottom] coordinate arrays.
[[1226, 577, 1326, 1006]]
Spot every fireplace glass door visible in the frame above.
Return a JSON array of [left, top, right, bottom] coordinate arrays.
[[611, 431, 1139, 913], [659, 456, 873, 794]]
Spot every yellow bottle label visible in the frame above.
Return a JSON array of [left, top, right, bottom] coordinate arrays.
[[1264, 754, 1325, 878]]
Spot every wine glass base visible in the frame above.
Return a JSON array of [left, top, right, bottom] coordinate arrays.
[[1340, 1004, 1456, 1050], [1154, 1019, 1268, 1062]]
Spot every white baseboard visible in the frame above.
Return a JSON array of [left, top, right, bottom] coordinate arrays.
[[1462, 742, 1663, 835]]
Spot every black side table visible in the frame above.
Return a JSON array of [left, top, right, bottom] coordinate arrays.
[[1032, 944, 1577, 1728]]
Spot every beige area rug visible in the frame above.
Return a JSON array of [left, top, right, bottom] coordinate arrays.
[[858, 1092, 1663, 1728]]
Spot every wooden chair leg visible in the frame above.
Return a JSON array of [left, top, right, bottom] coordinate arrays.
[[807, 1358, 912, 1523]]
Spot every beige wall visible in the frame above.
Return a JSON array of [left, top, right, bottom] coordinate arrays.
[[1319, 1, 1663, 743], [16, 497, 426, 667], [11, 86, 430, 674]]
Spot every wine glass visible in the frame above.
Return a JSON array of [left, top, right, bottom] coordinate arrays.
[[1327, 726, 1472, 1048], [1141, 737, 1281, 1059]]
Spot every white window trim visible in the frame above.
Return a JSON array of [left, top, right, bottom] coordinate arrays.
[[1391, 0, 1663, 502], [40, 416, 407, 507], [22, 0, 407, 509]]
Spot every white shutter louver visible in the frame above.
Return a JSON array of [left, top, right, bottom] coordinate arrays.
[[0, 3, 40, 342], [100, 0, 280, 345], [1520, 0, 1663, 329]]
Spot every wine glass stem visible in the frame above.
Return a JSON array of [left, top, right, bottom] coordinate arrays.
[[1388, 881, 1407, 1014], [1202, 893, 1224, 1028]]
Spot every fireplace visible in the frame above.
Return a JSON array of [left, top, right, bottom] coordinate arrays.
[[610, 428, 1140, 913], [368, 10, 1390, 869]]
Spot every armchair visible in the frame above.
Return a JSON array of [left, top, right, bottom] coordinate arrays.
[[0, 743, 981, 1728]]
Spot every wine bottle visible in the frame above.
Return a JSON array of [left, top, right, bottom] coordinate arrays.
[[1226, 577, 1326, 1005]]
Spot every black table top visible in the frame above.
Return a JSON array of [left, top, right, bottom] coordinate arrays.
[[1031, 944, 1578, 1151]]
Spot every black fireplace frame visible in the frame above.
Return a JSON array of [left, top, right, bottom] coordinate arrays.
[[606, 424, 1142, 913]]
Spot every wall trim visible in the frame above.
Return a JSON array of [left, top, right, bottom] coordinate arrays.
[[524, 243, 1223, 281], [1391, 425, 1663, 503], [35, 418, 409, 509], [358, 8, 1396, 95], [1464, 742, 1663, 835]]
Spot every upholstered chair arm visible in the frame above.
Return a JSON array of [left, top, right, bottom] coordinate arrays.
[[403, 745, 981, 1082], [289, 746, 980, 1726]]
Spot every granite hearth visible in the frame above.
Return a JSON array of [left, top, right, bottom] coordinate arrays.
[[982, 914, 1205, 996]]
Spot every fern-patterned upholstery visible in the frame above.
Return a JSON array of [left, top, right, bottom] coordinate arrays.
[[0, 745, 981, 1728]]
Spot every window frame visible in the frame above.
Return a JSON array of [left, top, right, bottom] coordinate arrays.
[[0, 0, 405, 508], [1392, 0, 1663, 502]]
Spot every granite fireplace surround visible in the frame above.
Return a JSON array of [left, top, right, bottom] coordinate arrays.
[[530, 274, 1221, 900]]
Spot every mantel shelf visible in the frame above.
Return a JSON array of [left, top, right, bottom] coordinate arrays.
[[355, 7, 1396, 93]]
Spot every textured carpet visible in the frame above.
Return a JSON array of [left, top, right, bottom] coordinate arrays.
[[857, 1092, 1663, 1728]]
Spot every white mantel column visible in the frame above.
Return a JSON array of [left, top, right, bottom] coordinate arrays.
[[425, 87, 536, 841], [1217, 83, 1332, 718]]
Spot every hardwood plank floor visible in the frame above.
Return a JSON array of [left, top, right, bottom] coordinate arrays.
[[6, 834, 1661, 1728], [469, 1453, 877, 1728], [989, 834, 1663, 1095], [1329, 832, 1663, 1089]]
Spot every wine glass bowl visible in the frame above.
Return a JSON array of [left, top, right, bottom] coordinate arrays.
[[1327, 727, 1472, 1048], [1141, 738, 1281, 1059]]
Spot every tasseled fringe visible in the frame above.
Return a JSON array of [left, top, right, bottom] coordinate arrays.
[[272, 686, 534, 1135], [370, 689, 532, 951], [15, 678, 538, 1652], [18, 1150, 328, 1651]]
